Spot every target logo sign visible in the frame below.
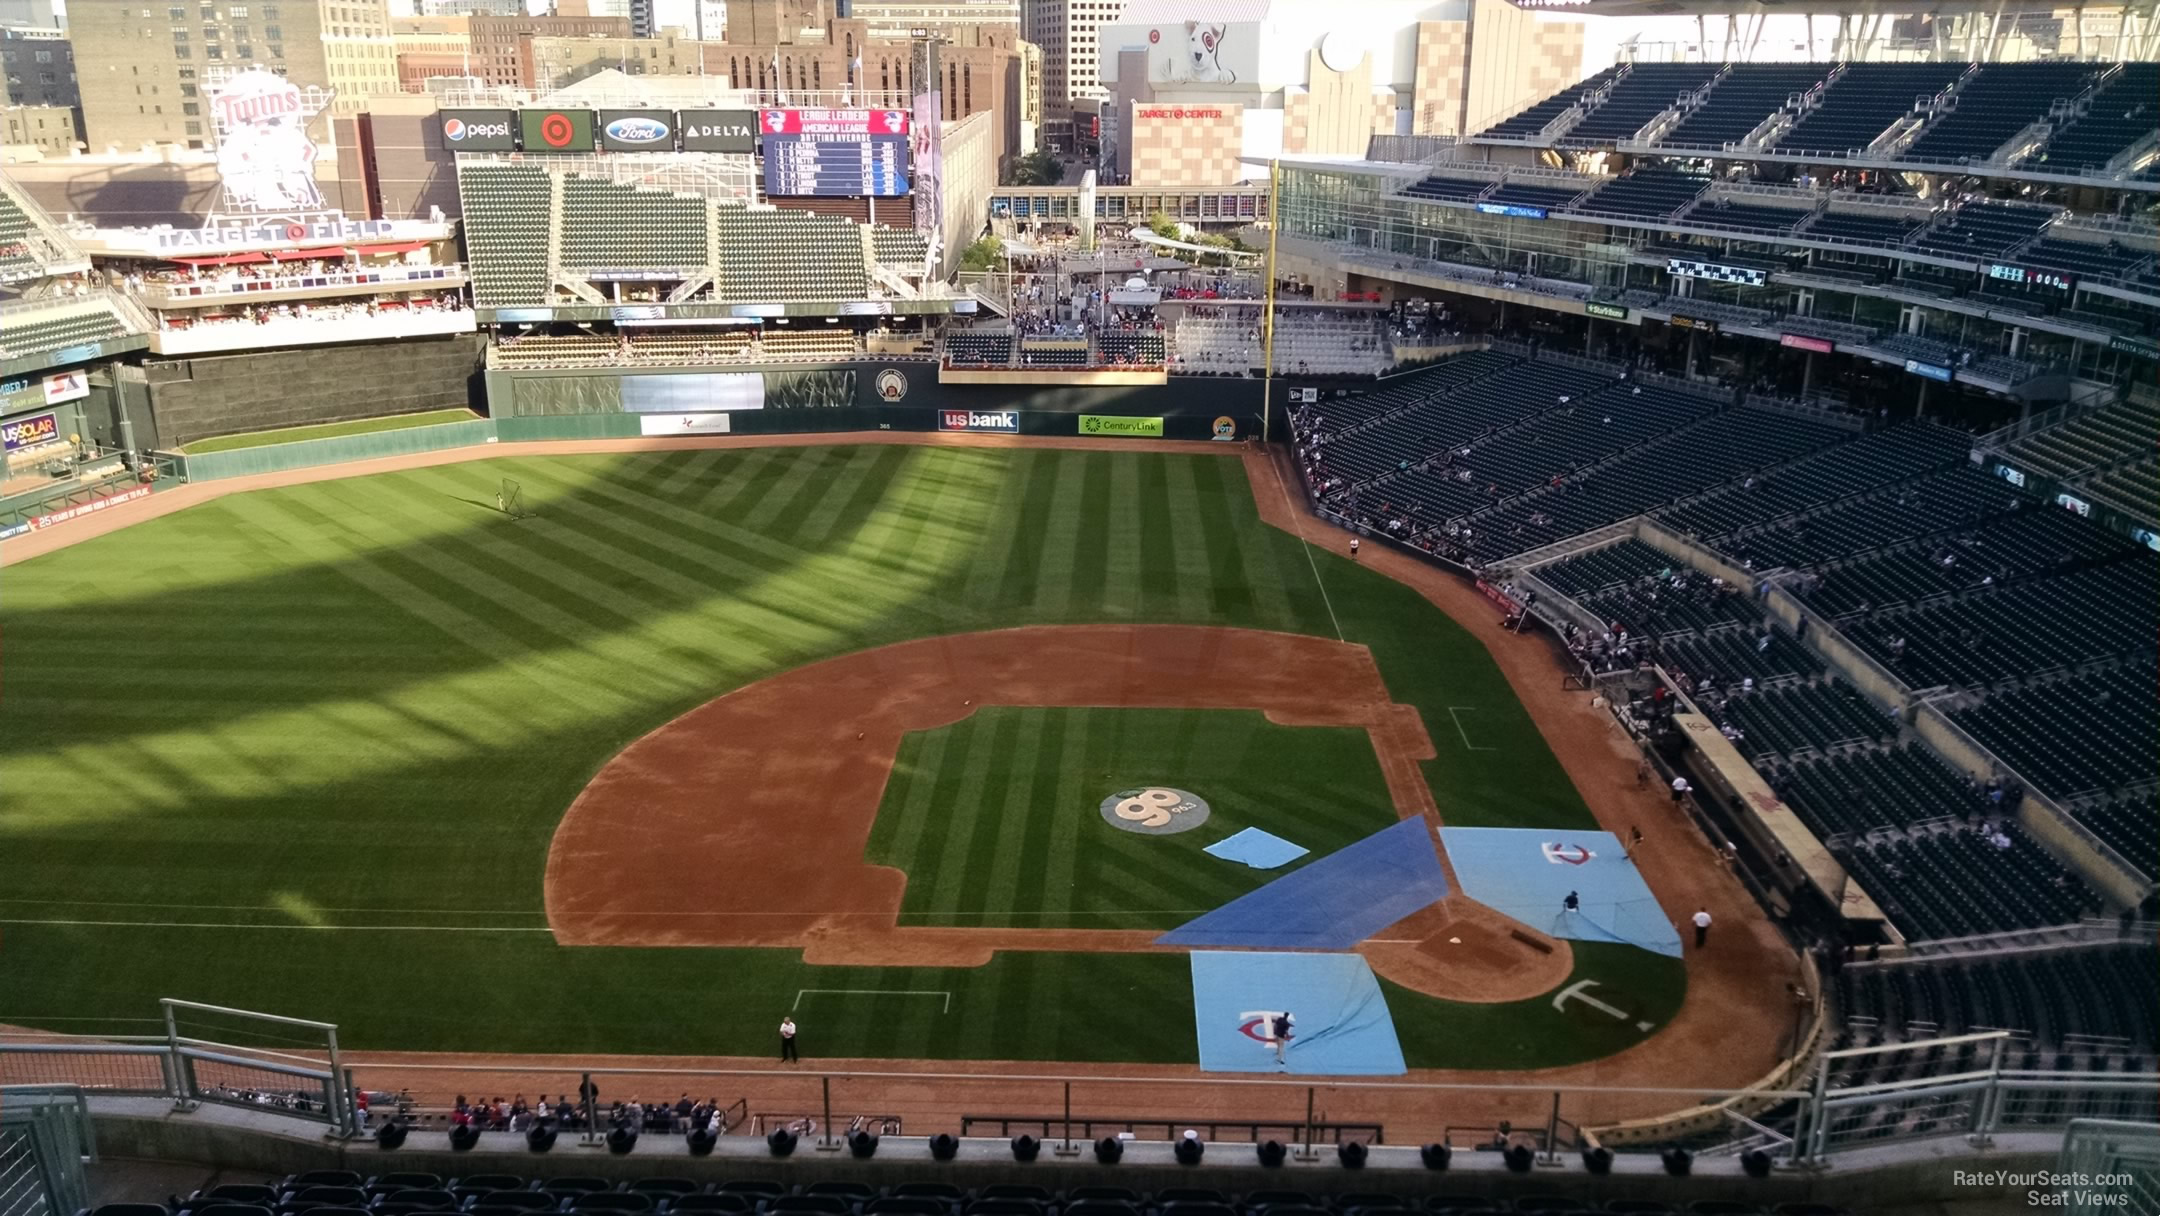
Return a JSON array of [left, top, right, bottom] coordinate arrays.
[[518, 109, 591, 152]]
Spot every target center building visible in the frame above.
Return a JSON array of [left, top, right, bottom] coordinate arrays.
[[1097, 0, 1582, 188], [70, 0, 399, 152]]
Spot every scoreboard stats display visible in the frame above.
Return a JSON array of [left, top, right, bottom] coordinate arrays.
[[519, 108, 596, 152], [759, 108, 909, 198]]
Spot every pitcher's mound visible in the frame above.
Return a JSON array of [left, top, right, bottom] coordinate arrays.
[[1358, 896, 1574, 1003]]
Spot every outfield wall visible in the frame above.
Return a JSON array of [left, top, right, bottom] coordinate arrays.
[[134, 336, 487, 449], [484, 362, 1287, 443], [167, 418, 501, 481]]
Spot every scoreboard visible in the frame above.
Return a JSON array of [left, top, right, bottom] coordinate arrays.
[[759, 108, 910, 198]]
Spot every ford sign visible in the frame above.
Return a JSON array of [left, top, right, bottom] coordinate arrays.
[[605, 116, 669, 144]]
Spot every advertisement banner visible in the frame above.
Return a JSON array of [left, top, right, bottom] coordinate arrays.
[[638, 412, 731, 436], [1668, 315, 1719, 334], [1079, 415, 1165, 438], [940, 409, 1018, 433], [2, 370, 84, 413], [2110, 333, 2160, 361], [1, 411, 59, 451], [440, 108, 517, 151], [1475, 202, 1546, 220], [1129, 21, 1261, 87], [623, 372, 765, 412], [1904, 359, 1953, 383], [520, 109, 596, 152], [1667, 257, 1767, 286], [31, 485, 150, 530], [1584, 302, 1629, 321], [598, 109, 676, 152], [43, 369, 89, 405], [678, 109, 758, 152], [910, 82, 945, 275], [1779, 333, 1835, 354]]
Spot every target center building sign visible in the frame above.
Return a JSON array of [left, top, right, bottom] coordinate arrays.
[[520, 109, 596, 152]]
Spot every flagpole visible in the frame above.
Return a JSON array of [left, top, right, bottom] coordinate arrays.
[[1261, 156, 1280, 445]]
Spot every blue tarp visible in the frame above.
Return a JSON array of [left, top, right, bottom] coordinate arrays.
[[1205, 827, 1309, 870], [1157, 817, 1448, 950], [1189, 951, 1407, 1075], [1439, 827, 1684, 958]]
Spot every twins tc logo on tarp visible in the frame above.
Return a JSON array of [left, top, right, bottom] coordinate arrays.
[[1542, 842, 1595, 865], [1237, 1011, 1292, 1047]]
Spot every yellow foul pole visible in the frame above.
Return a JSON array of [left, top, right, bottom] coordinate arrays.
[[1262, 157, 1281, 445]]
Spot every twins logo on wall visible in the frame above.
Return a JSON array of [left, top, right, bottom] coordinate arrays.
[[209, 69, 325, 213], [874, 369, 908, 401]]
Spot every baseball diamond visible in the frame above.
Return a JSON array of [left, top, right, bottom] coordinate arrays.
[[0, 436, 1755, 1095]]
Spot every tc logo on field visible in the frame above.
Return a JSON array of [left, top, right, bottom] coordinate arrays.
[[1542, 842, 1594, 866], [1099, 786, 1211, 835]]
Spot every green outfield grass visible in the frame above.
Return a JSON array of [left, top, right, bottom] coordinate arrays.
[[182, 408, 481, 453], [868, 707, 1401, 930], [0, 445, 1670, 1063]]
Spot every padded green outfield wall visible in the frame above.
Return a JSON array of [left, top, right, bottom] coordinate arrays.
[[484, 362, 1285, 442], [171, 419, 500, 480]]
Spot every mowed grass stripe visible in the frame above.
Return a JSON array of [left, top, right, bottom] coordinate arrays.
[[1069, 454, 1116, 619], [977, 708, 1050, 918], [1156, 456, 1218, 622], [286, 484, 694, 696], [1098, 455, 1146, 619], [993, 451, 1063, 611], [1029, 453, 1087, 619], [739, 444, 840, 534], [1186, 456, 1261, 622]]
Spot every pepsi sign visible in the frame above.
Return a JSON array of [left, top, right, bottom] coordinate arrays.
[[440, 108, 515, 151], [599, 109, 675, 152]]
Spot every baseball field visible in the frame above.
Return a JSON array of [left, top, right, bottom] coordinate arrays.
[[0, 438, 1707, 1075]]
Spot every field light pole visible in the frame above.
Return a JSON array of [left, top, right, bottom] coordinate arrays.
[[1261, 157, 1281, 445]]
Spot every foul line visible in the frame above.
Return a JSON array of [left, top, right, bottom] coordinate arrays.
[[793, 989, 952, 1014], [0, 918, 555, 933], [1446, 706, 1498, 752], [1262, 448, 1343, 642]]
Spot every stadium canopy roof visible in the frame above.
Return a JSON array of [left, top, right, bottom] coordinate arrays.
[[1513, 0, 2141, 16], [535, 68, 747, 112]]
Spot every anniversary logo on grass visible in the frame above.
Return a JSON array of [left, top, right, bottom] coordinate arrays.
[[1099, 786, 1210, 834]]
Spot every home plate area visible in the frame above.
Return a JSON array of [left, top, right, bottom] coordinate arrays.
[[1163, 818, 1677, 1075]]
